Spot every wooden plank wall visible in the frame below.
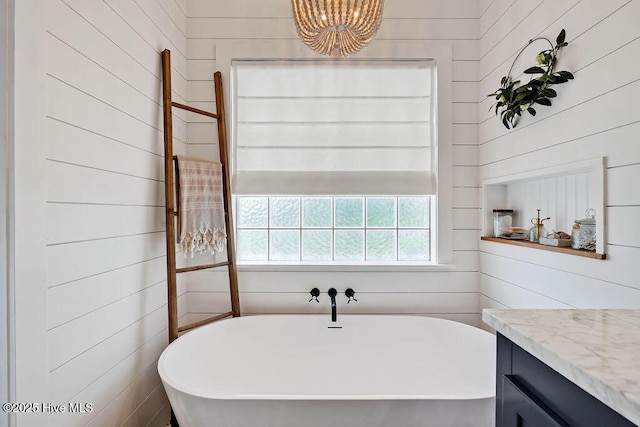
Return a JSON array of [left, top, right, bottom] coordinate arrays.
[[478, 0, 640, 311], [42, 0, 189, 425], [181, 0, 487, 328], [504, 171, 599, 234], [0, 0, 9, 423]]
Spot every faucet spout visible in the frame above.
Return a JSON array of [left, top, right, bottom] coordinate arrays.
[[328, 288, 337, 322]]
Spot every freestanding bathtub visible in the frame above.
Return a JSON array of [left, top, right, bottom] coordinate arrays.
[[158, 315, 496, 427]]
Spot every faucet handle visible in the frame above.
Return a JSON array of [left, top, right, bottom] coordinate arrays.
[[309, 287, 320, 303], [345, 288, 357, 303]]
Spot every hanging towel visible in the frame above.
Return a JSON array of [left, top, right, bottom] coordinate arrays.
[[176, 155, 226, 256]]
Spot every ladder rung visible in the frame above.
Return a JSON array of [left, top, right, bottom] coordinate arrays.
[[176, 261, 230, 274], [171, 102, 218, 119], [178, 311, 234, 333]]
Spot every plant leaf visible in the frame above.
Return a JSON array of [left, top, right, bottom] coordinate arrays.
[[524, 66, 545, 74], [502, 114, 510, 129], [516, 92, 536, 103], [536, 97, 552, 106], [553, 75, 568, 84], [542, 88, 557, 97], [556, 29, 566, 45], [527, 107, 537, 116], [558, 71, 574, 79]]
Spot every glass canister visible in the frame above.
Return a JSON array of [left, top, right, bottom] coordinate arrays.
[[572, 209, 596, 251], [493, 209, 514, 237]]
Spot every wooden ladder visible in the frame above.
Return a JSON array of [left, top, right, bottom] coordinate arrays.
[[161, 49, 240, 345]]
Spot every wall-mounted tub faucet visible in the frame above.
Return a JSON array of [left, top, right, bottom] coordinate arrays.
[[309, 288, 320, 303], [345, 288, 357, 303], [328, 288, 337, 322]]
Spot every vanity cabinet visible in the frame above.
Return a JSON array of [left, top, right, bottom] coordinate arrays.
[[496, 333, 637, 427]]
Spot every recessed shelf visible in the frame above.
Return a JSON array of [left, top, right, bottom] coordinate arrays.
[[482, 157, 606, 256], [481, 237, 606, 260]]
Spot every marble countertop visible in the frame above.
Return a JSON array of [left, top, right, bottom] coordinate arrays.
[[483, 309, 640, 426]]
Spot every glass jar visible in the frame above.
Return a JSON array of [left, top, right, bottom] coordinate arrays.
[[493, 209, 513, 237], [571, 209, 596, 251]]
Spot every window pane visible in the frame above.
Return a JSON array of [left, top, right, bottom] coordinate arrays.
[[302, 230, 332, 261], [237, 195, 433, 264], [366, 230, 396, 261], [398, 230, 430, 261], [398, 197, 429, 228], [237, 197, 268, 228], [237, 230, 268, 261], [269, 197, 300, 228], [302, 198, 332, 228], [366, 198, 396, 228], [334, 230, 364, 261], [270, 230, 300, 261], [334, 198, 364, 228]]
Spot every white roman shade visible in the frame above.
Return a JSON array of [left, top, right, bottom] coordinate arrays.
[[232, 60, 435, 195]]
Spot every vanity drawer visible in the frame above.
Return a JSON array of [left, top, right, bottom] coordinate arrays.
[[502, 375, 569, 427]]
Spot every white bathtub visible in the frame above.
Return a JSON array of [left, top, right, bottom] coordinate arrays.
[[158, 315, 496, 427]]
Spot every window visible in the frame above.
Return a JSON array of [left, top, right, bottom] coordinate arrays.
[[236, 196, 431, 262], [232, 60, 437, 264]]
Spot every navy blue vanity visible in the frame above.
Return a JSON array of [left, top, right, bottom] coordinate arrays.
[[485, 309, 640, 427]]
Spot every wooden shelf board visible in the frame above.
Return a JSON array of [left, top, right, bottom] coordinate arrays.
[[480, 237, 606, 260]]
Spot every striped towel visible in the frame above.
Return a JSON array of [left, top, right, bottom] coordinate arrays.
[[176, 155, 226, 256]]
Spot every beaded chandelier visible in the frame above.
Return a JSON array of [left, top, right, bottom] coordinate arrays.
[[291, 0, 384, 57]]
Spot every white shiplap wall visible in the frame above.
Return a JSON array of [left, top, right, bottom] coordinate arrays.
[[478, 0, 640, 311], [12, 0, 190, 425], [181, 0, 484, 327], [1, 0, 11, 423], [44, 0, 192, 422]]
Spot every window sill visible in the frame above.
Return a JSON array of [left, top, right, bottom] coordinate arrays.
[[236, 262, 457, 272]]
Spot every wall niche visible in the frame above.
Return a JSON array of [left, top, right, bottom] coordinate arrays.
[[482, 157, 606, 258]]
